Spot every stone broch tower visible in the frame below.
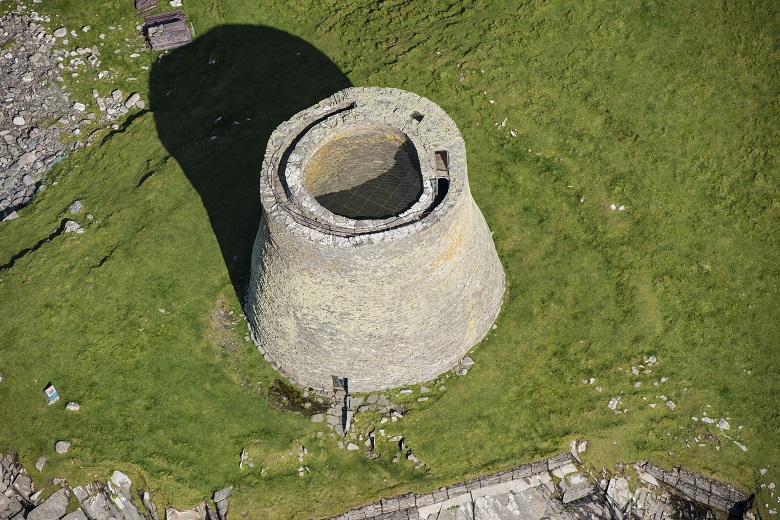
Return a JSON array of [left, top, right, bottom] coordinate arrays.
[[247, 87, 505, 393]]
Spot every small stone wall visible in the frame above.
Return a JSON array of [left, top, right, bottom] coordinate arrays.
[[642, 462, 752, 516], [327, 453, 754, 520]]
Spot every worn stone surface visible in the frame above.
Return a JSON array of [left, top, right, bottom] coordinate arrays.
[[55, 440, 71, 454], [143, 491, 161, 520], [247, 87, 505, 393], [436, 500, 473, 520], [82, 491, 123, 520], [62, 509, 88, 520], [110, 470, 132, 497], [213, 486, 232, 503], [73, 485, 88, 503], [562, 483, 593, 504], [606, 477, 631, 510], [27, 488, 69, 520], [12, 475, 32, 499], [165, 501, 208, 520]]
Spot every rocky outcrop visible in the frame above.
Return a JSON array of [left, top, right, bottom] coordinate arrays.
[[0, 451, 231, 520]]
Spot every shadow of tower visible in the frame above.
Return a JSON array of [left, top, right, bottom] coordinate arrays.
[[149, 25, 352, 303]]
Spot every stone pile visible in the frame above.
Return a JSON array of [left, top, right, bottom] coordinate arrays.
[[0, 10, 76, 220], [313, 387, 409, 445], [90, 88, 146, 123], [452, 356, 474, 376], [0, 9, 146, 221]]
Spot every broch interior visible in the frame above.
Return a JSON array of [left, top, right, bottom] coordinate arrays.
[[303, 125, 423, 220]]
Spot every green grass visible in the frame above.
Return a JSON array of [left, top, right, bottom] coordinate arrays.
[[1, 0, 778, 517]]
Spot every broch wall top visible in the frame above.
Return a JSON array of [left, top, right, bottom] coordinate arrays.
[[247, 87, 505, 393]]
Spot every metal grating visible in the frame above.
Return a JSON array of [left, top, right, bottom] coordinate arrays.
[[305, 127, 423, 220]]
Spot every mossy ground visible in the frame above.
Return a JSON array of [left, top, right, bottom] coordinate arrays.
[[0, 0, 778, 518]]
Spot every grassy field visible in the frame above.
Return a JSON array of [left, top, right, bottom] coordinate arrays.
[[1, 0, 778, 517]]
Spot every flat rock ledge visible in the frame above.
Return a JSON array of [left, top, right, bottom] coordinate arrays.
[[327, 452, 754, 520]]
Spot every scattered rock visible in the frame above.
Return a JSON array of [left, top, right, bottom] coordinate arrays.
[[73, 485, 89, 503], [83, 490, 123, 519], [346, 442, 359, 451], [0, 12, 106, 220], [13, 474, 33, 498], [0, 495, 23, 519], [124, 92, 141, 108], [62, 509, 89, 520], [717, 418, 730, 430], [166, 502, 208, 520], [35, 456, 46, 471], [66, 401, 81, 411], [55, 440, 71, 453], [29, 489, 43, 504], [64, 220, 84, 233], [27, 488, 69, 520], [143, 491, 161, 520], [454, 356, 475, 375], [213, 486, 232, 503], [607, 477, 631, 510], [666, 400, 676, 410], [563, 482, 594, 504], [110, 470, 132, 497], [608, 396, 621, 410]]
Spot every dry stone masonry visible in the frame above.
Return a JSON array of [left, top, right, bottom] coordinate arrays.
[[247, 87, 505, 393], [328, 451, 754, 520]]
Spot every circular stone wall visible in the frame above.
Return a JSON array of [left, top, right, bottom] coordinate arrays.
[[247, 87, 505, 393]]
